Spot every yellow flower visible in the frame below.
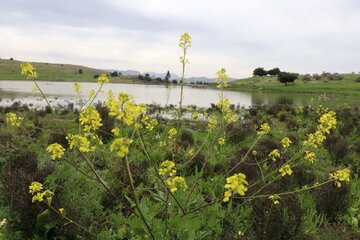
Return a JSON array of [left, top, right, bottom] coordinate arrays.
[[168, 128, 177, 140], [166, 176, 188, 193], [159, 141, 166, 147], [29, 182, 54, 203], [179, 32, 192, 57], [223, 173, 249, 202], [66, 134, 93, 152], [269, 194, 281, 205], [258, 123, 270, 135], [111, 127, 120, 136], [207, 116, 218, 130], [215, 68, 230, 88], [304, 151, 316, 163], [29, 181, 43, 194], [217, 98, 238, 124], [110, 137, 133, 158], [105, 93, 146, 126], [73, 82, 82, 94], [97, 74, 109, 85], [59, 208, 65, 215], [187, 148, 195, 156], [21, 62, 38, 79], [218, 137, 225, 145], [88, 89, 96, 99], [281, 137, 292, 148], [46, 143, 65, 160], [79, 106, 103, 133], [252, 150, 257, 156], [159, 160, 177, 177], [268, 149, 280, 162], [6, 112, 23, 127], [279, 164, 293, 177], [318, 111, 337, 134], [329, 168, 350, 187]]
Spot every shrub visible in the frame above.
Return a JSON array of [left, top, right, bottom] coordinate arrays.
[[253, 67, 267, 77], [278, 72, 299, 86]]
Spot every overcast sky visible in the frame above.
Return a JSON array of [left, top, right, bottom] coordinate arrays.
[[1, 0, 359, 78]]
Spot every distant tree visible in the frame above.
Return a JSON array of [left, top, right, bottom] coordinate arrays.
[[302, 74, 311, 81], [165, 71, 171, 82], [93, 74, 99, 79], [267, 67, 280, 76], [144, 73, 151, 81], [138, 74, 144, 80], [253, 67, 268, 76], [278, 72, 298, 86], [110, 71, 118, 77], [78, 68, 83, 74], [172, 79, 178, 84], [155, 77, 163, 82], [10, 58, 13, 61], [313, 74, 321, 80]]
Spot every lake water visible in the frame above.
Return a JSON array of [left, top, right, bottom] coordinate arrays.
[[0, 81, 358, 109]]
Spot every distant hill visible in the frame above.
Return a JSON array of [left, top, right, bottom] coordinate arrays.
[[0, 58, 109, 82]]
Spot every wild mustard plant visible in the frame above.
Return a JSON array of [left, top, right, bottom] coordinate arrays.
[[223, 173, 249, 202], [178, 32, 191, 117]]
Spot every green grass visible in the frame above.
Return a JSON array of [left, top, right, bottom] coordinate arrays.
[[0, 59, 141, 84], [229, 75, 360, 96]]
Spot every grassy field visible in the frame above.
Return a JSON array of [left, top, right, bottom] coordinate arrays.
[[0, 59, 139, 83], [229, 75, 360, 96]]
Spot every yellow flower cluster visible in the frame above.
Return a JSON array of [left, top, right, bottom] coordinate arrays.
[[179, 32, 192, 59], [159, 160, 187, 192], [223, 173, 249, 202], [329, 168, 350, 187], [97, 74, 109, 85], [111, 127, 120, 136], [166, 176, 188, 193], [105, 92, 147, 126], [304, 111, 337, 148], [140, 115, 158, 131], [66, 134, 94, 152], [6, 112, 23, 127], [29, 181, 54, 203], [318, 111, 337, 134], [281, 137, 292, 148], [218, 137, 225, 145], [73, 82, 82, 94], [79, 106, 103, 133], [159, 160, 177, 177], [46, 143, 65, 160], [207, 116, 218, 131], [268, 149, 280, 162], [168, 127, 177, 140], [88, 89, 96, 99], [215, 68, 229, 88], [269, 194, 281, 205], [217, 98, 238, 124], [21, 62, 38, 79], [110, 137, 133, 158], [304, 150, 316, 163], [257, 123, 270, 135], [279, 164, 293, 177]]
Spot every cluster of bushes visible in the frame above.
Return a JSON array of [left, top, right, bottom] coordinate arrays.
[[253, 67, 281, 77]]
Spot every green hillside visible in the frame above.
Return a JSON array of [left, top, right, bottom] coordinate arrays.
[[0, 59, 137, 83], [229, 74, 360, 96]]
